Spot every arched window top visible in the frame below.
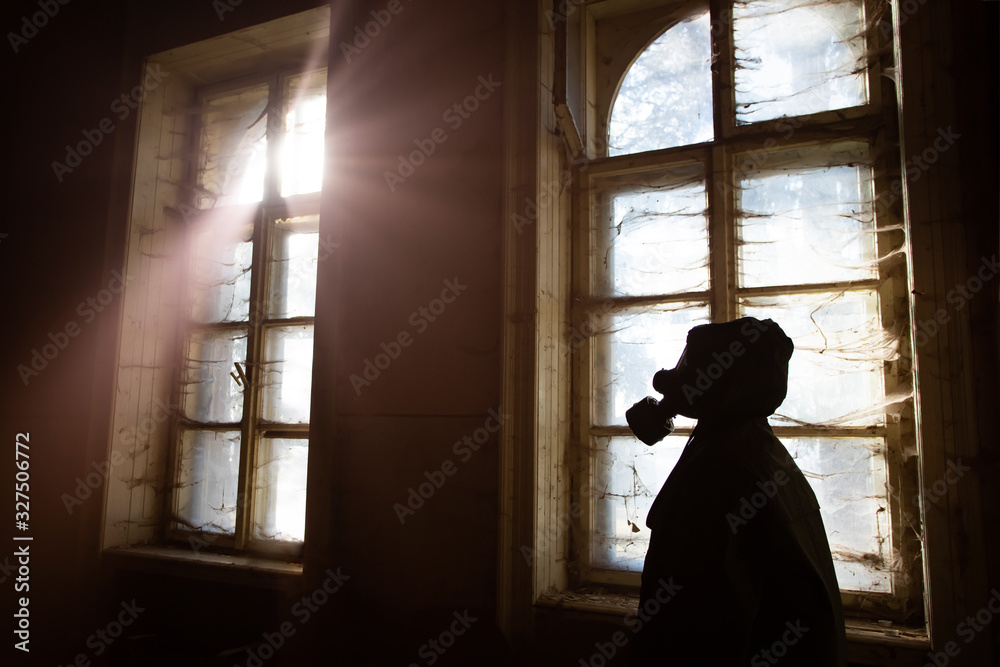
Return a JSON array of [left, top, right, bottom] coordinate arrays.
[[607, 0, 868, 156], [607, 11, 714, 157]]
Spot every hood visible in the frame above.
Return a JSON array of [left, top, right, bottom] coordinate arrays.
[[654, 317, 794, 420]]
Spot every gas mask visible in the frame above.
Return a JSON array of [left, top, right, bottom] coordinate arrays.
[[625, 317, 793, 446], [626, 366, 683, 447], [625, 395, 676, 446]]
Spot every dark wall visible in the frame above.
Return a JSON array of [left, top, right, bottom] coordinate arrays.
[[3, 1, 133, 665], [2, 0, 507, 664]]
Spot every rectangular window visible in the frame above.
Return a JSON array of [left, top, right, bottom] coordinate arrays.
[[101, 8, 332, 570], [169, 68, 327, 556]]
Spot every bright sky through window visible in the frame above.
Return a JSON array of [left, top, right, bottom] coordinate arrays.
[[591, 1, 894, 593]]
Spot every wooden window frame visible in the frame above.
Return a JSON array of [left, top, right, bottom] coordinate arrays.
[[497, 0, 993, 662], [164, 69, 326, 561], [568, 0, 923, 626], [101, 7, 330, 576]]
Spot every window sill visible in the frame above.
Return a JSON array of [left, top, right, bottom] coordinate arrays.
[[102, 545, 303, 591], [533, 590, 931, 664]]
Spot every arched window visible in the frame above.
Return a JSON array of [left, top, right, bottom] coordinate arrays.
[[573, 0, 920, 620], [608, 11, 713, 155]]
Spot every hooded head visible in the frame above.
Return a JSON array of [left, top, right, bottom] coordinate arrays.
[[654, 317, 794, 421]]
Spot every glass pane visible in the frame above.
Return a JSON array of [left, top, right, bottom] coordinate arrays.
[[197, 83, 269, 209], [593, 304, 710, 426], [608, 10, 713, 156], [182, 329, 248, 423], [783, 437, 890, 593], [734, 0, 867, 123], [592, 434, 892, 594], [261, 325, 314, 424], [189, 219, 254, 323], [738, 142, 876, 288], [740, 291, 888, 425], [254, 437, 309, 542], [592, 434, 688, 571], [280, 69, 327, 197], [269, 215, 320, 319], [174, 429, 241, 535], [594, 165, 709, 297]]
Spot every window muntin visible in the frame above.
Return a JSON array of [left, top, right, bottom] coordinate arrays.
[[579, 0, 912, 603], [171, 68, 327, 554]]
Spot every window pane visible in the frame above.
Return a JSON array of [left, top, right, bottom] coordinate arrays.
[[197, 83, 269, 208], [594, 304, 710, 426], [174, 429, 241, 534], [740, 291, 889, 425], [594, 165, 709, 297], [592, 433, 893, 594], [268, 215, 319, 319], [190, 218, 254, 323], [280, 69, 327, 197], [737, 142, 876, 288], [261, 325, 314, 424], [182, 329, 248, 423], [608, 11, 713, 156], [253, 437, 308, 542], [734, 0, 867, 123], [592, 434, 688, 572], [783, 437, 891, 593]]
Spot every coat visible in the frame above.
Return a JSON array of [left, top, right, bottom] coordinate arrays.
[[628, 317, 847, 665]]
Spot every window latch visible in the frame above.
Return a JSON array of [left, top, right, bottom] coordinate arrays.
[[230, 362, 249, 388]]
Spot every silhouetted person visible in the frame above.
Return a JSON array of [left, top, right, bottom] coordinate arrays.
[[625, 317, 847, 666]]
